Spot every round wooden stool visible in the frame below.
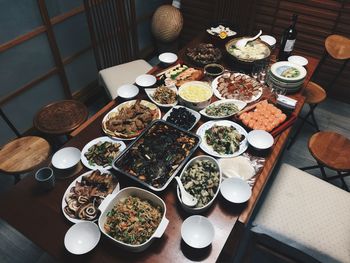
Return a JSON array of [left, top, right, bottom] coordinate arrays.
[[0, 136, 51, 183], [301, 131, 350, 191], [287, 82, 327, 149]]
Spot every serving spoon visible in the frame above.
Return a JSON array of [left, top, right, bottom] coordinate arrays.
[[235, 30, 262, 49], [175, 177, 198, 207]]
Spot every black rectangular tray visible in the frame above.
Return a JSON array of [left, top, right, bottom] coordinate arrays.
[[112, 119, 201, 192]]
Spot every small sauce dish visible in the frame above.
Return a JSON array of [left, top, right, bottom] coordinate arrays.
[[181, 215, 214, 249], [288, 55, 308, 67], [220, 177, 252, 203], [117, 84, 139, 100], [52, 147, 81, 170], [204, 63, 225, 78], [159, 52, 178, 65], [260, 35, 276, 48], [247, 130, 274, 150], [135, 74, 157, 88]]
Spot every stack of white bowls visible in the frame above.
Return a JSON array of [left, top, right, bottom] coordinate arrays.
[[267, 61, 307, 94]]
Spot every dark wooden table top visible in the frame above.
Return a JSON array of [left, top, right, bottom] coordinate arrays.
[[0, 34, 320, 262], [34, 99, 89, 135]]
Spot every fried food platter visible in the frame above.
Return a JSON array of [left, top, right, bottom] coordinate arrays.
[[102, 100, 161, 140]]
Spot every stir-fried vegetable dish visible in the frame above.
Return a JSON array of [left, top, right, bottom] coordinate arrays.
[[104, 196, 163, 245], [84, 141, 121, 167], [205, 102, 239, 117], [181, 160, 220, 208], [153, 86, 177, 104], [205, 125, 245, 154]]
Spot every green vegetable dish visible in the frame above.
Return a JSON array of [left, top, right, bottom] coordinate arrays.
[[205, 103, 239, 117], [181, 160, 220, 208], [104, 196, 163, 245], [205, 125, 245, 154], [84, 141, 121, 167]]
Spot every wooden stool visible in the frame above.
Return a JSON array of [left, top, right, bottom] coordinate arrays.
[[287, 82, 326, 149], [0, 136, 51, 184], [300, 131, 350, 191], [34, 100, 88, 146]]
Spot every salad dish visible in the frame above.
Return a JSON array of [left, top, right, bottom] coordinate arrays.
[[200, 99, 247, 119], [196, 120, 248, 158], [81, 137, 126, 170]]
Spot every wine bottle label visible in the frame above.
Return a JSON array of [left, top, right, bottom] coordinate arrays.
[[284, 39, 296, 52]]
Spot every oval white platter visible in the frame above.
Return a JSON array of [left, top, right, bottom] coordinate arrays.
[[144, 86, 178, 108], [199, 99, 247, 119], [61, 170, 120, 224], [196, 120, 248, 158], [81, 136, 126, 170]]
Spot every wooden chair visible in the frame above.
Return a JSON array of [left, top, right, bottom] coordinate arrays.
[[301, 131, 350, 191], [287, 35, 350, 149], [249, 163, 350, 263], [84, 0, 152, 99], [0, 136, 51, 184]]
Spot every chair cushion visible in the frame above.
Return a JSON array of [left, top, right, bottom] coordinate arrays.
[[99, 59, 152, 99], [251, 163, 350, 263]]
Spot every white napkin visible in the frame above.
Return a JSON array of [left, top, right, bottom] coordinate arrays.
[[277, 95, 297, 109]]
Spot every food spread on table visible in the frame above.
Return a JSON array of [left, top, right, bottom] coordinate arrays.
[[239, 100, 287, 131], [103, 100, 160, 139], [63, 170, 118, 221], [181, 159, 220, 208], [186, 43, 222, 65], [104, 196, 163, 245], [84, 141, 122, 168], [205, 124, 245, 155], [213, 72, 263, 102], [114, 121, 200, 190]]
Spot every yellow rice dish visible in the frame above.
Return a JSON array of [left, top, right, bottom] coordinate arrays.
[[179, 84, 212, 103]]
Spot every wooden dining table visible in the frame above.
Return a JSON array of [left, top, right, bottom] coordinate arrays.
[[0, 33, 319, 263]]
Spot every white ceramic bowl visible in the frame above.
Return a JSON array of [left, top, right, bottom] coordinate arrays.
[[288, 55, 308, 67], [159, 52, 178, 65], [178, 81, 213, 110], [220, 177, 252, 203], [247, 130, 274, 150], [181, 215, 214, 249], [64, 222, 100, 255], [270, 61, 307, 83], [135, 74, 157, 88], [176, 155, 222, 213], [52, 147, 81, 170], [117, 84, 139, 99], [98, 187, 169, 252], [260, 35, 276, 48]]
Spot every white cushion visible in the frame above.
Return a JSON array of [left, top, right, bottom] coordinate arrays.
[[252, 163, 350, 263], [99, 59, 152, 99]]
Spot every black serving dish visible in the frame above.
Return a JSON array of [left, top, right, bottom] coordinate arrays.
[[112, 119, 201, 192]]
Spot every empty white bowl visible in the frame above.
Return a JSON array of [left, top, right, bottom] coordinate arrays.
[[181, 215, 214, 249], [64, 222, 100, 255], [52, 147, 81, 170], [260, 35, 276, 48], [220, 177, 252, 203], [159, 52, 178, 65], [117, 84, 139, 99], [288, 55, 308, 67], [135, 74, 157, 88], [247, 130, 274, 150]]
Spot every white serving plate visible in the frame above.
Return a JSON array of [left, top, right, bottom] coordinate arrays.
[[220, 177, 252, 203], [64, 222, 100, 255], [81, 136, 126, 170], [199, 99, 247, 119], [196, 120, 248, 158], [211, 73, 263, 103], [102, 100, 161, 140], [61, 170, 120, 224], [181, 215, 214, 249], [176, 155, 222, 213], [162, 105, 201, 131], [98, 187, 169, 252], [144, 86, 178, 108], [270, 61, 307, 82]]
